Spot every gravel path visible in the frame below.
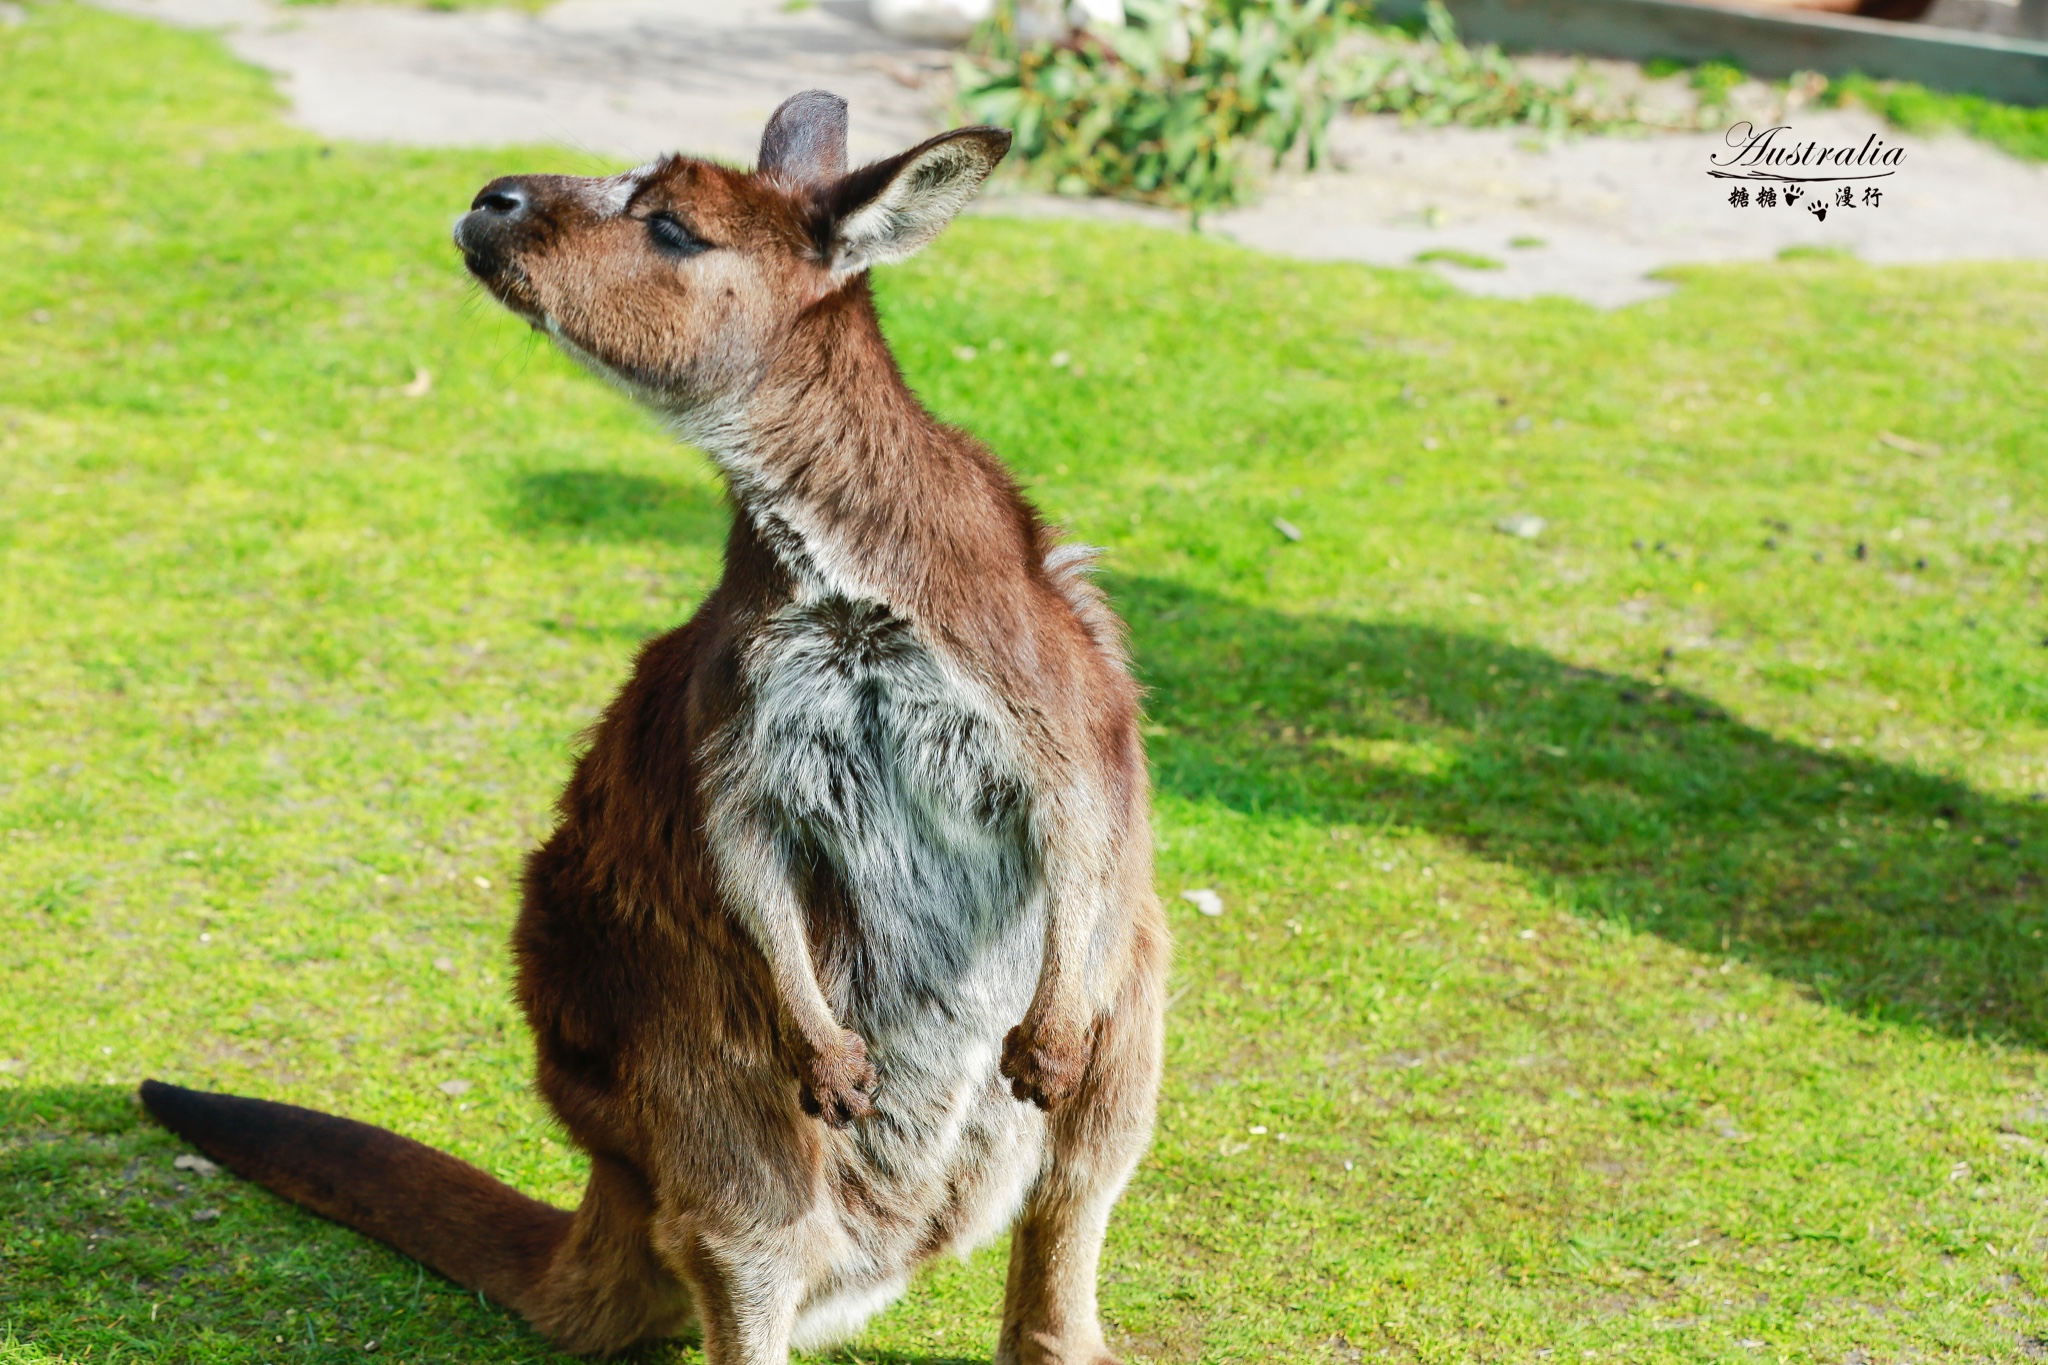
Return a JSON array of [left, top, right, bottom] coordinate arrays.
[[100, 0, 2048, 306]]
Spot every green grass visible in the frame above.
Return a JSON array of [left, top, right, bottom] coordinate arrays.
[[1412, 248, 1504, 271], [5, 3, 2048, 1362], [1774, 245, 1856, 263], [1826, 73, 2048, 164]]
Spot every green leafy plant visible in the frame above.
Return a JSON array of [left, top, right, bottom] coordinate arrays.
[[955, 0, 1628, 210], [1339, 3, 1620, 131], [1687, 57, 1745, 113], [955, 0, 1364, 210]]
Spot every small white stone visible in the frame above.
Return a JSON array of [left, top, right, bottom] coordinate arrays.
[[1179, 888, 1224, 917], [174, 1154, 221, 1177], [438, 1079, 473, 1097], [1495, 513, 1547, 540]]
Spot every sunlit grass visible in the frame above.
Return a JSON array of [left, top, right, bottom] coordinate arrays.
[[4, 4, 2048, 1362]]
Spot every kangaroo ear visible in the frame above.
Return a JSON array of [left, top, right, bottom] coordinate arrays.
[[824, 126, 1012, 278], [758, 90, 848, 186]]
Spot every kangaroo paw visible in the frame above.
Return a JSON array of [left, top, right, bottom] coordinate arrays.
[[1000, 1017, 1091, 1111], [798, 1031, 877, 1128]]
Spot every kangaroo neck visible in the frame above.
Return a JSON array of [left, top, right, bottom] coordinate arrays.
[[695, 280, 1024, 614]]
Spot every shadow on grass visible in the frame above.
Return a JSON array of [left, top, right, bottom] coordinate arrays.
[[0, 1085, 583, 1363], [491, 467, 2048, 1048], [503, 468, 726, 546], [13, 481, 2044, 1357], [1120, 575, 2048, 1048], [0, 1085, 991, 1363]]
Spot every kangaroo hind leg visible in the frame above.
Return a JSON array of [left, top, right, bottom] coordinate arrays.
[[997, 929, 1167, 1365], [520, 1154, 695, 1355], [668, 1223, 819, 1365]]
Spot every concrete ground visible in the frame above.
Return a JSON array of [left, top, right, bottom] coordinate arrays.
[[98, 0, 2048, 306], [1216, 109, 2048, 305]]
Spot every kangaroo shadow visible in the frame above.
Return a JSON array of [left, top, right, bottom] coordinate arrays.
[[503, 468, 727, 547], [1117, 575, 2048, 1047]]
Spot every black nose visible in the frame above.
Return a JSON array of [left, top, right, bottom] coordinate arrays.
[[456, 177, 546, 277], [471, 181, 530, 218]]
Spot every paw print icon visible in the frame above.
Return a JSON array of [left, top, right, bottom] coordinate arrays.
[[1807, 199, 1828, 221]]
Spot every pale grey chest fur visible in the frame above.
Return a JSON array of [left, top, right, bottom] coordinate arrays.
[[728, 593, 1044, 1043], [722, 592, 1052, 1302]]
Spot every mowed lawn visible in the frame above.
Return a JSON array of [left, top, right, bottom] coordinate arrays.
[[5, 5, 2048, 1362]]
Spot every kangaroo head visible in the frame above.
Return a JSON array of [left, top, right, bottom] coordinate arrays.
[[454, 92, 1010, 426]]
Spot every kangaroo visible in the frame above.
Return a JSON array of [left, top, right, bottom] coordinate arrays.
[[140, 92, 1167, 1364]]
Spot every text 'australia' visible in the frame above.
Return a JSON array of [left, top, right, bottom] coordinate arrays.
[[1708, 122, 1907, 184]]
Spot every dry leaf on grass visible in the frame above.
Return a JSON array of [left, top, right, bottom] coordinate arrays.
[[1878, 431, 1941, 458]]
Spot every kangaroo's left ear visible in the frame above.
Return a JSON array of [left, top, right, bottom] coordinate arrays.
[[758, 90, 849, 187], [823, 126, 1012, 279]]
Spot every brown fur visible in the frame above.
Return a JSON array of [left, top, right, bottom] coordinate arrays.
[[142, 95, 1166, 1365]]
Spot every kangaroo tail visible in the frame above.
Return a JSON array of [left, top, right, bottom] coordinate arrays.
[[139, 1079, 572, 1311]]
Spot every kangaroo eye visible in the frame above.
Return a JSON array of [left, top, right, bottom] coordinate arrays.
[[646, 213, 711, 258]]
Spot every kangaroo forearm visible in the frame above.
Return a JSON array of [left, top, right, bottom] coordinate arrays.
[[757, 914, 847, 1054], [704, 815, 877, 1125], [707, 821, 845, 1048], [1028, 886, 1103, 1028], [1026, 793, 1117, 1026]]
